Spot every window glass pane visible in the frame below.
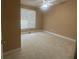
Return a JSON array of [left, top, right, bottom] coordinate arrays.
[[21, 8, 36, 29]]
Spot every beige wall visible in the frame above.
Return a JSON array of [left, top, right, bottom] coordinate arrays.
[[2, 0, 21, 52], [43, 0, 77, 39], [36, 9, 43, 29]]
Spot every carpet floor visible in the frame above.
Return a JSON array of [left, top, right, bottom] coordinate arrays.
[[4, 32, 76, 59]]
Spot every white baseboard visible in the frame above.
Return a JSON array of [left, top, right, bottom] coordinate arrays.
[[3, 48, 21, 56], [44, 31, 76, 42]]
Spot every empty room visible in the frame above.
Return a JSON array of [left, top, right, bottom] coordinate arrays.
[[1, 0, 77, 59]]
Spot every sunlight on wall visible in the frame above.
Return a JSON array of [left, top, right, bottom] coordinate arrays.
[[21, 8, 36, 29]]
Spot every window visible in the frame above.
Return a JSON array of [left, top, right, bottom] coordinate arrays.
[[21, 8, 36, 29]]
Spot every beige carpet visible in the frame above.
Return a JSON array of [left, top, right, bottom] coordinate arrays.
[[4, 32, 76, 59]]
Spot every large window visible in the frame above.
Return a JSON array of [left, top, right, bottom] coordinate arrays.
[[21, 8, 36, 29]]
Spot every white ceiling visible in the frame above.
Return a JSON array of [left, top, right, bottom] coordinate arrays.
[[21, 0, 67, 8]]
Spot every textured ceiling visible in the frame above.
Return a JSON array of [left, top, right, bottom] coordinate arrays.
[[21, 0, 67, 8]]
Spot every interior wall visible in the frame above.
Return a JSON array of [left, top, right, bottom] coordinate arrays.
[[36, 9, 43, 29], [43, 0, 77, 39], [2, 0, 21, 52], [21, 5, 43, 32]]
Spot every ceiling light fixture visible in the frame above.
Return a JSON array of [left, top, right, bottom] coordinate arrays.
[[40, 0, 55, 11]]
